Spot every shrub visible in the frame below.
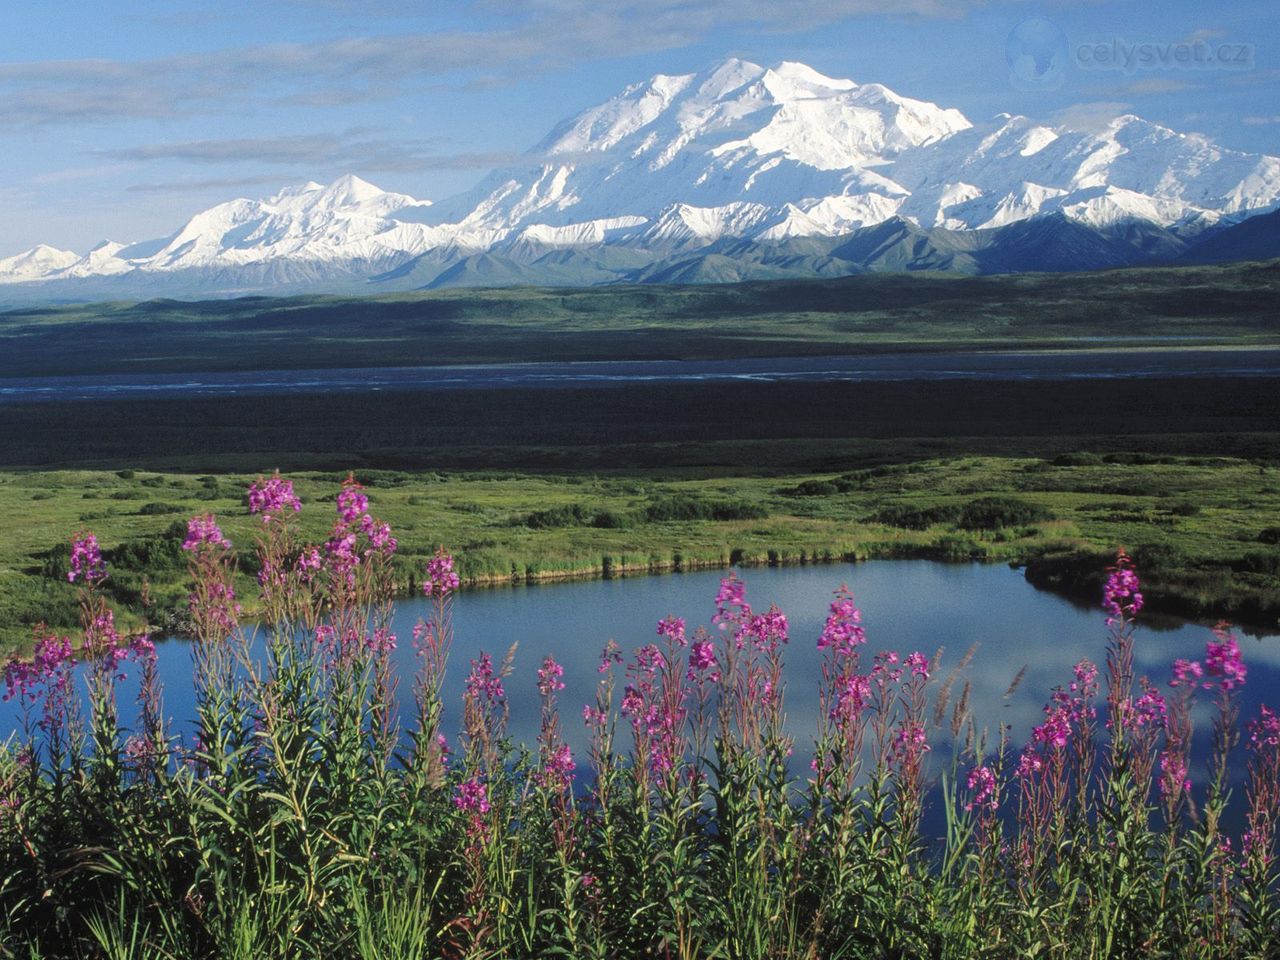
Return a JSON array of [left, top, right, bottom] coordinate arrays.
[[956, 496, 1052, 530], [874, 503, 961, 530]]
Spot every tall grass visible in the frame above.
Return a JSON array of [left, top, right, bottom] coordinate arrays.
[[0, 474, 1276, 958]]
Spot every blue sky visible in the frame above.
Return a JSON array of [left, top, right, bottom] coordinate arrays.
[[1, 0, 1277, 255]]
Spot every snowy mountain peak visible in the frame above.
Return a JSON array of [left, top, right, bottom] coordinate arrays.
[[2, 58, 1278, 294]]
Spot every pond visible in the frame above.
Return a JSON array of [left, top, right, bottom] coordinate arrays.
[[4, 560, 1276, 778]]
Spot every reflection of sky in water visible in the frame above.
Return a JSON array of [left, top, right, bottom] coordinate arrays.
[[4, 561, 1276, 795]]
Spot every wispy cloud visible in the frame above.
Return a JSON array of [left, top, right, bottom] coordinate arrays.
[[1243, 115, 1280, 126], [103, 129, 532, 173], [125, 174, 295, 195], [0, 0, 979, 128]]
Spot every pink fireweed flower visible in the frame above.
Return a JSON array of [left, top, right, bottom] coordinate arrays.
[[465, 652, 505, 703], [1204, 622, 1246, 691], [68, 533, 106, 584], [538, 742, 576, 790], [364, 520, 397, 557], [189, 580, 240, 637], [4, 633, 76, 702], [1249, 705, 1280, 748], [582, 704, 607, 728], [423, 549, 460, 597], [1071, 659, 1099, 694], [965, 764, 998, 813], [537, 656, 566, 697], [656, 616, 687, 646], [713, 574, 751, 634], [871, 649, 903, 685], [1133, 683, 1168, 728], [891, 722, 930, 767], [1017, 747, 1044, 780], [294, 546, 322, 582], [454, 776, 491, 818], [1170, 658, 1203, 688], [367, 627, 397, 655], [336, 474, 369, 523], [182, 515, 231, 552], [905, 651, 930, 679], [598, 640, 623, 674], [745, 605, 789, 654], [686, 636, 719, 684], [831, 673, 871, 720], [247, 472, 301, 521], [1032, 705, 1073, 750], [1160, 751, 1191, 798], [1103, 549, 1143, 623], [818, 588, 866, 657]]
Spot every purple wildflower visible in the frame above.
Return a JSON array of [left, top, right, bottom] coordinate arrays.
[[817, 588, 866, 657], [965, 765, 998, 813], [182, 515, 231, 552], [905, 651, 930, 679], [1250, 705, 1280, 748], [1103, 549, 1143, 623], [423, 549, 460, 597], [537, 656, 566, 697], [68, 533, 106, 584], [656, 616, 687, 647], [337, 474, 369, 523], [247, 472, 301, 522], [1204, 622, 1247, 691]]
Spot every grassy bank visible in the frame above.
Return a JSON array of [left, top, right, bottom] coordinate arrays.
[[2, 453, 1277, 654]]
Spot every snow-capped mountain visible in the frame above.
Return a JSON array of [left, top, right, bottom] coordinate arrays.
[[3, 58, 1279, 296]]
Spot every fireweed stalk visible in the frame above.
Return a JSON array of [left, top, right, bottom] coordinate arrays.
[[4, 488, 1280, 958]]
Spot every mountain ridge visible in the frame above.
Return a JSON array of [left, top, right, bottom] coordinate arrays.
[[3, 57, 1279, 297]]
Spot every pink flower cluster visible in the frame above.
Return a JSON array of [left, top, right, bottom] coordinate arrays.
[[465, 653, 505, 704], [454, 776, 491, 817], [1169, 658, 1203, 688], [247, 473, 301, 521], [336, 475, 369, 523], [4, 633, 75, 702], [832, 673, 870, 720], [686, 635, 718, 683], [656, 616, 686, 646], [1204, 623, 1247, 691], [965, 765, 998, 813], [537, 656, 565, 697], [891, 722, 930, 768], [68, 534, 106, 584], [817, 589, 866, 657], [182, 515, 231, 552], [424, 550, 460, 597], [1102, 550, 1144, 623], [1168, 626, 1248, 694], [539, 743, 575, 790], [1249, 705, 1280, 749], [742, 606, 789, 655], [1160, 751, 1191, 799], [905, 651, 930, 679]]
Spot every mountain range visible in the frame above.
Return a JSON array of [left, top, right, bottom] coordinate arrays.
[[2, 58, 1279, 299]]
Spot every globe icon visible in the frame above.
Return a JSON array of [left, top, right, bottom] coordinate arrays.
[[1005, 18, 1068, 90]]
